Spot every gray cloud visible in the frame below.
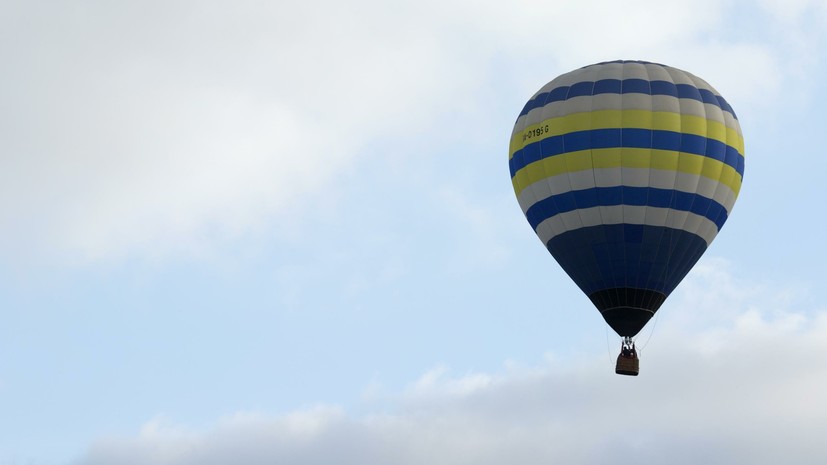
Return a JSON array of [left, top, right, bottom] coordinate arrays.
[[73, 261, 827, 465]]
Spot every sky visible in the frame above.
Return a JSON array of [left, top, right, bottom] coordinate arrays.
[[1, 0, 827, 463]]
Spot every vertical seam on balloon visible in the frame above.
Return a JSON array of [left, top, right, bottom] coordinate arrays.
[[577, 66, 605, 299], [593, 64, 623, 303], [693, 74, 735, 251], [620, 63, 651, 308], [558, 66, 604, 298], [616, 62, 629, 302], [715, 84, 744, 213], [584, 64, 616, 309], [534, 82, 561, 253], [538, 75, 590, 296], [603, 63, 624, 315], [637, 62, 662, 312], [666, 72, 706, 296], [641, 61, 669, 307], [665, 65, 697, 296], [585, 68, 612, 313], [666, 74, 714, 292], [515, 91, 542, 250], [691, 75, 727, 236], [650, 64, 685, 299]]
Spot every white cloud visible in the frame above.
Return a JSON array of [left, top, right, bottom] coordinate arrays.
[[0, 0, 461, 264], [73, 260, 827, 465], [0, 0, 814, 264]]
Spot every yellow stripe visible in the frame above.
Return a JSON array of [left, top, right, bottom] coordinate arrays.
[[509, 110, 745, 160], [510, 148, 743, 197]]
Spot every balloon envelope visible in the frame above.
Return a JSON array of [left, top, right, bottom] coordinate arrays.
[[509, 60, 744, 337]]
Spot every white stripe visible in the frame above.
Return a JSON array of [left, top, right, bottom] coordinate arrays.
[[594, 166, 622, 188], [534, 205, 719, 246], [620, 93, 652, 111], [643, 62, 674, 81], [579, 207, 603, 225], [650, 94, 681, 114], [673, 169, 702, 193], [622, 167, 649, 187], [568, 169, 597, 190], [623, 205, 646, 224], [560, 208, 584, 231], [647, 168, 679, 190], [697, 221, 718, 244], [644, 206, 669, 225], [682, 214, 704, 237], [600, 205, 624, 224], [717, 183, 737, 213], [662, 66, 697, 86], [621, 62, 652, 80]]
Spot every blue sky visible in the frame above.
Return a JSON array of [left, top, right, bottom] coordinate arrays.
[[2, 0, 827, 463]]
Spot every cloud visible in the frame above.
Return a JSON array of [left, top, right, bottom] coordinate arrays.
[[0, 0, 462, 264], [73, 259, 827, 465], [1, 0, 807, 265]]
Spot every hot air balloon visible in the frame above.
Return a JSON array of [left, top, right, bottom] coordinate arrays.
[[509, 60, 744, 375]]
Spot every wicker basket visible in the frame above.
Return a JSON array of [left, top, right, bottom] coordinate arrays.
[[615, 354, 640, 376]]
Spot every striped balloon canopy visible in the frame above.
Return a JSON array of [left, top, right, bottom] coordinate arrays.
[[509, 60, 744, 338]]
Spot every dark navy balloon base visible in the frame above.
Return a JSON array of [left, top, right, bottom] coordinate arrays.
[[546, 224, 708, 337], [589, 288, 667, 337]]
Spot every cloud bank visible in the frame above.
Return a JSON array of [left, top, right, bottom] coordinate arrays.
[[0, 0, 800, 264], [73, 260, 827, 465]]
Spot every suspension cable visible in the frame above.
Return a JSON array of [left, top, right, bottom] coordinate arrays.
[[637, 311, 661, 352]]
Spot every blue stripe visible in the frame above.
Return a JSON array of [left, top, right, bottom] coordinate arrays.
[[508, 128, 744, 178], [517, 79, 737, 120], [525, 186, 728, 231], [546, 224, 708, 296]]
